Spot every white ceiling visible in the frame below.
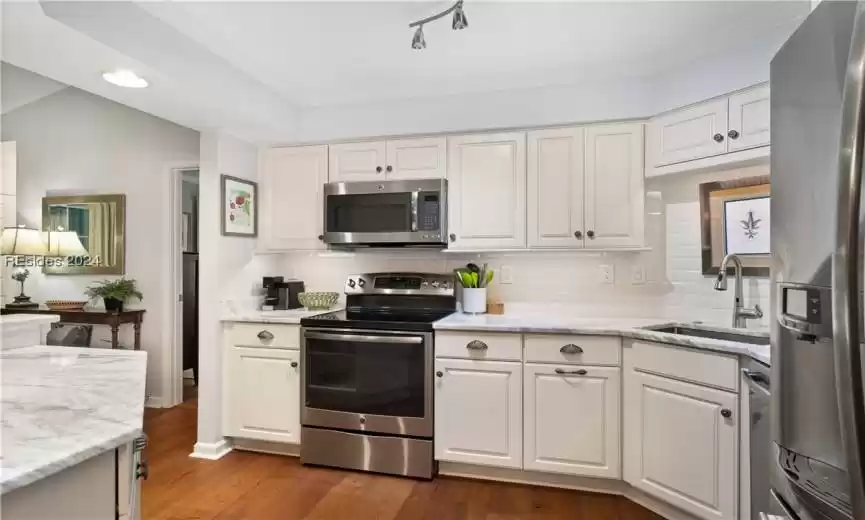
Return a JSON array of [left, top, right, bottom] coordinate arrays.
[[1, 1, 811, 143]]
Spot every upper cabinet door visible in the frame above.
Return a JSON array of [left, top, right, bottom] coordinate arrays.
[[649, 98, 728, 166], [727, 85, 770, 152], [328, 141, 387, 182], [259, 145, 328, 250], [584, 123, 645, 248], [624, 370, 738, 520], [385, 137, 447, 180], [527, 128, 585, 248], [447, 132, 527, 250]]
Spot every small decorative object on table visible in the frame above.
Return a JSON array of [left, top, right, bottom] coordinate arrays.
[[44, 300, 88, 311], [456, 263, 494, 314], [9, 268, 38, 309], [84, 277, 143, 312], [298, 292, 339, 310]]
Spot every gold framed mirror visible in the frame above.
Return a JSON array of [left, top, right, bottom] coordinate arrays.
[[42, 194, 126, 275]]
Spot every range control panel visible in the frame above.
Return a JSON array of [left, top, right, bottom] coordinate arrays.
[[345, 273, 455, 296]]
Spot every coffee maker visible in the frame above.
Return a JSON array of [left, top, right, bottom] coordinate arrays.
[[262, 276, 304, 310]]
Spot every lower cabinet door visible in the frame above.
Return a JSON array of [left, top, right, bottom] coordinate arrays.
[[523, 364, 620, 478], [224, 346, 301, 443], [434, 358, 522, 468], [624, 370, 738, 520]]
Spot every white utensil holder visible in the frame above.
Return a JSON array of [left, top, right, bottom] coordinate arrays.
[[462, 288, 487, 314]]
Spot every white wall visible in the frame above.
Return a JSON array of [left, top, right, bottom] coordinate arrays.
[[195, 130, 274, 454], [296, 34, 787, 143], [273, 164, 770, 328], [1, 85, 200, 402]]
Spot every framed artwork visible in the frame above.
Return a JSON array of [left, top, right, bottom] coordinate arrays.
[[221, 175, 258, 237], [699, 175, 771, 277]]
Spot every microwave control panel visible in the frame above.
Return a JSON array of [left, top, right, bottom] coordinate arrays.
[[417, 193, 440, 231]]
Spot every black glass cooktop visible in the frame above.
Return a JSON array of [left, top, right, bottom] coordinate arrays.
[[301, 308, 454, 332]]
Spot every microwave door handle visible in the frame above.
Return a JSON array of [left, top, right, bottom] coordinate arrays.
[[833, 10, 865, 519], [411, 191, 419, 232]]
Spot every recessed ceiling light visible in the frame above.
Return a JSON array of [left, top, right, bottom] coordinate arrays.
[[102, 69, 148, 88]]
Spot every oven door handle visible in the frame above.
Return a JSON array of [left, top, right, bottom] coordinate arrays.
[[304, 331, 424, 344]]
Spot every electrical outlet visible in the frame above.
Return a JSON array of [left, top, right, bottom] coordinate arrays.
[[500, 265, 513, 284], [600, 264, 615, 284], [631, 265, 646, 285]]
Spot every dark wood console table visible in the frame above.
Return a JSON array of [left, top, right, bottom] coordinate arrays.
[[1, 308, 145, 350]]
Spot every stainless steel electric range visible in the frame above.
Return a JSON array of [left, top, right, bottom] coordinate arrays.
[[299, 272, 456, 479]]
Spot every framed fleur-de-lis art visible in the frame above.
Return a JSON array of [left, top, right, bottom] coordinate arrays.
[[699, 174, 771, 277]]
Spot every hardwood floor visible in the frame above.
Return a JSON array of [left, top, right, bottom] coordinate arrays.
[[143, 401, 663, 520]]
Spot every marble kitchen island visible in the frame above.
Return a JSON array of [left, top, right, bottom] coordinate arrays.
[[0, 345, 148, 520]]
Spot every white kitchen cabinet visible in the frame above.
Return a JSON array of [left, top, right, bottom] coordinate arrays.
[[446, 132, 527, 250], [650, 98, 728, 167], [328, 140, 387, 182], [523, 364, 620, 479], [527, 127, 585, 248], [727, 85, 770, 152], [385, 137, 447, 180], [434, 358, 522, 468], [224, 346, 301, 444], [259, 145, 328, 251], [584, 123, 645, 248], [624, 369, 738, 520]]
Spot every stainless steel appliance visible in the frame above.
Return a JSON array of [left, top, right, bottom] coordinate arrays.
[[322, 179, 447, 247], [745, 358, 771, 520], [262, 276, 304, 310], [299, 272, 456, 479], [770, 2, 865, 518]]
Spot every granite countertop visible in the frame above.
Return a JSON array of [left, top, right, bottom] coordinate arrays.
[[434, 306, 770, 365], [221, 307, 345, 324], [0, 346, 147, 494]]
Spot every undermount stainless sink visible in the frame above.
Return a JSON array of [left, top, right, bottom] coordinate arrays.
[[644, 325, 770, 345]]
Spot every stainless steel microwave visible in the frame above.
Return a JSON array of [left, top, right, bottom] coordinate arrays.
[[323, 179, 447, 247]]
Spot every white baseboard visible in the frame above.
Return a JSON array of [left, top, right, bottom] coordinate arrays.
[[438, 462, 699, 520], [145, 395, 165, 408], [190, 440, 232, 460]]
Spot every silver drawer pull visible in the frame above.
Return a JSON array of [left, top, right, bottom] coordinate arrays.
[[466, 340, 489, 350], [257, 330, 274, 341], [560, 344, 584, 354], [555, 368, 588, 375]]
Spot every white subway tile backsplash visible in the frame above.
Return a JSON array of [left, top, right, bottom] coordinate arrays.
[[253, 163, 771, 328]]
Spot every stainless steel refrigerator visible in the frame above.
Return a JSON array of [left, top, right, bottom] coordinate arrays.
[[770, 2, 865, 518]]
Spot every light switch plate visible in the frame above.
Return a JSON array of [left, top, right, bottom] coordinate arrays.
[[631, 265, 646, 285], [500, 265, 513, 284]]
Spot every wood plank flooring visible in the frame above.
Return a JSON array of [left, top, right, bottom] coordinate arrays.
[[142, 401, 663, 520]]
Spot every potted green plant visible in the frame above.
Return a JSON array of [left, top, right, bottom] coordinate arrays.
[[84, 278, 143, 312]]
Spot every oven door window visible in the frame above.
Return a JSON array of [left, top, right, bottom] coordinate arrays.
[[326, 193, 411, 233], [305, 334, 425, 417]]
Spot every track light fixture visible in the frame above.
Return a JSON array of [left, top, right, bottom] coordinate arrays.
[[412, 25, 426, 50], [408, 0, 468, 49]]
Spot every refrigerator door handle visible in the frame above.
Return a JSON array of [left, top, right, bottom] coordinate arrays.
[[833, 6, 865, 518]]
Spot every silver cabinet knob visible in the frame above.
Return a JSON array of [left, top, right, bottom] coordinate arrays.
[[713, 133, 725, 143], [376, 166, 383, 173], [555, 368, 588, 375], [574, 231, 583, 239], [586, 230, 595, 239], [449, 233, 457, 242], [436, 371, 444, 378], [727, 129, 740, 139], [560, 344, 584, 354], [466, 340, 488, 350], [721, 408, 732, 418], [257, 330, 274, 341], [386, 165, 393, 173], [290, 361, 298, 368]]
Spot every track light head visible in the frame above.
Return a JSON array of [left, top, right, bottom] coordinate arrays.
[[412, 25, 426, 50], [452, 2, 468, 30]]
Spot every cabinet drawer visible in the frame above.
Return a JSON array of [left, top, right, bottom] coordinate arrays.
[[524, 334, 620, 366], [435, 331, 522, 361], [626, 340, 738, 391], [224, 323, 300, 350]]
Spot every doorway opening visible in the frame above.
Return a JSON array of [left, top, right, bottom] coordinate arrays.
[[180, 170, 199, 403]]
